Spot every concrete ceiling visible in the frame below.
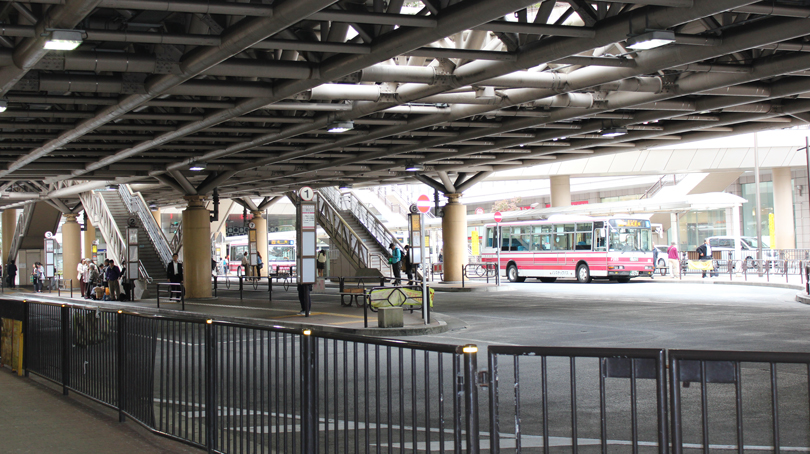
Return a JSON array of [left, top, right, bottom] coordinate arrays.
[[1, 0, 810, 210]]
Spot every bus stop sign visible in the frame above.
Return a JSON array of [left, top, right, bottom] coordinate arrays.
[[416, 194, 431, 213]]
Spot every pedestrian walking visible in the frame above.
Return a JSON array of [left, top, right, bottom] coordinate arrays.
[[667, 242, 680, 279], [317, 249, 327, 277], [166, 253, 184, 300]]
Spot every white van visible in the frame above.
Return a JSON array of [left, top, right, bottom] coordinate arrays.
[[706, 236, 779, 268]]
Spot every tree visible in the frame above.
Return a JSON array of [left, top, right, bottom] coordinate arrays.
[[491, 196, 522, 212]]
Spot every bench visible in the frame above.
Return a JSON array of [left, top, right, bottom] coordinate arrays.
[[340, 287, 365, 307]]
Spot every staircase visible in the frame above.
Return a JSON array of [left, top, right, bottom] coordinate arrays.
[[5, 204, 32, 264], [339, 210, 390, 269], [99, 190, 167, 281]]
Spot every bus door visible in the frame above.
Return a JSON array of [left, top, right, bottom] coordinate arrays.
[[532, 225, 554, 269], [590, 222, 608, 274]]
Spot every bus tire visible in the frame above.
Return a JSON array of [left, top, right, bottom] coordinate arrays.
[[539, 277, 557, 283], [507, 264, 525, 283], [617, 277, 631, 283], [576, 264, 591, 283]]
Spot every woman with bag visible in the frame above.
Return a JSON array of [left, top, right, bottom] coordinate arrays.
[[32, 262, 44, 293]]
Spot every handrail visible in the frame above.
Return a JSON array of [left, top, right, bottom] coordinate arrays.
[[6, 204, 32, 264], [79, 190, 152, 283], [119, 185, 172, 266], [321, 186, 404, 255], [310, 190, 371, 270]]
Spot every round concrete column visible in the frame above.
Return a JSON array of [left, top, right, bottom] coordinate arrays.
[[2, 209, 16, 263], [251, 210, 268, 277], [61, 214, 82, 284], [83, 215, 94, 259], [182, 196, 212, 298], [441, 193, 467, 283], [550, 175, 571, 207], [151, 207, 161, 227], [771, 167, 796, 249]]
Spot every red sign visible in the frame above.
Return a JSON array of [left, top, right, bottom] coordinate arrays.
[[416, 194, 431, 214], [494, 211, 502, 223], [475, 207, 484, 215]]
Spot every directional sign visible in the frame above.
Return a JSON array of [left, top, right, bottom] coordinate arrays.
[[299, 186, 314, 201], [416, 194, 431, 214], [494, 211, 502, 223], [44, 231, 53, 239]]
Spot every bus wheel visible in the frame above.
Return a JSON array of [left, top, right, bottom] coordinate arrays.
[[576, 264, 591, 283], [507, 264, 525, 282], [539, 277, 557, 283], [617, 277, 631, 283]]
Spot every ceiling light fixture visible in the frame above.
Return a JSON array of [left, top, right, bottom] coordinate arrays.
[[0, 100, 7, 112], [601, 127, 628, 138], [44, 29, 84, 50], [338, 182, 353, 190], [405, 162, 425, 172], [327, 120, 354, 133], [625, 30, 676, 51], [189, 162, 207, 171]]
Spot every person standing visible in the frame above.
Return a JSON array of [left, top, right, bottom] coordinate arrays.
[[696, 239, 717, 278], [32, 262, 43, 292], [255, 252, 263, 277], [167, 253, 184, 299], [403, 245, 414, 285], [222, 255, 229, 275], [77, 258, 87, 297], [651, 243, 658, 280], [106, 259, 121, 300], [317, 249, 327, 277], [667, 242, 680, 279], [6, 260, 17, 288], [240, 252, 249, 277], [389, 243, 402, 285], [87, 263, 100, 299]]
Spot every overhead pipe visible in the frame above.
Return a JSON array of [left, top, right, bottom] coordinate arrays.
[[3, 0, 341, 181]]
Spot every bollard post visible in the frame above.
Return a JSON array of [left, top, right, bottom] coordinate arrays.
[[61, 304, 70, 395], [213, 275, 217, 297], [156, 285, 161, 309], [117, 311, 126, 422], [301, 329, 318, 454], [22, 302, 29, 377], [806, 264, 809, 295], [268, 276, 272, 302], [181, 285, 185, 311], [462, 265, 465, 288], [239, 276, 243, 300], [70, 279, 73, 298], [463, 345, 480, 454]]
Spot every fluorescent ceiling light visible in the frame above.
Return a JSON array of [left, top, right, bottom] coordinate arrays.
[[601, 127, 628, 138], [189, 162, 206, 171], [626, 30, 676, 51], [327, 120, 354, 133], [405, 163, 424, 172], [338, 182, 352, 190], [44, 30, 83, 51], [0, 100, 7, 112]]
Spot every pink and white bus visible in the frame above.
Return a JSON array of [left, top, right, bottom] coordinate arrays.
[[481, 216, 655, 283]]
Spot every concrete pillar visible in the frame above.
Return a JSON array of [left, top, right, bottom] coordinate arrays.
[[772, 167, 796, 249], [441, 193, 467, 283], [61, 214, 82, 284], [670, 212, 680, 246], [83, 215, 94, 259], [2, 209, 16, 264], [731, 205, 742, 238], [251, 210, 268, 277], [182, 196, 212, 299], [550, 175, 571, 207]]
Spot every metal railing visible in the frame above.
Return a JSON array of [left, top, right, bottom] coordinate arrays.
[[119, 184, 172, 266], [6, 203, 33, 264], [310, 189, 371, 271], [639, 174, 684, 200], [155, 282, 184, 310], [462, 263, 497, 287], [169, 220, 183, 255], [320, 186, 404, 255], [79, 190, 152, 283], [21, 299, 477, 454]]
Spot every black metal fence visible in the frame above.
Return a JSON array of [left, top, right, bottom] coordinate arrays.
[[21, 299, 475, 453], [16, 298, 810, 453]]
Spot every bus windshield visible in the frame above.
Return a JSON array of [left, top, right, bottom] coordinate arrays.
[[608, 227, 652, 253], [268, 245, 295, 262]]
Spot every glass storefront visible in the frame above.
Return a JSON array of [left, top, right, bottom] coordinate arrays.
[[677, 209, 727, 251], [741, 181, 774, 243]]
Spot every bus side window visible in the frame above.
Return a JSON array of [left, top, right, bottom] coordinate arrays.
[[594, 228, 607, 251], [486, 227, 493, 248]]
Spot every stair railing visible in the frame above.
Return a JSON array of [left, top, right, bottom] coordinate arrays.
[[79, 190, 152, 282], [309, 190, 371, 270], [119, 185, 172, 266], [169, 222, 183, 255], [320, 186, 404, 254], [6, 204, 33, 264]]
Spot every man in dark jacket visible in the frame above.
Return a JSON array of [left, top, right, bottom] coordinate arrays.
[[167, 253, 184, 299], [696, 239, 717, 278], [403, 245, 414, 285], [6, 260, 17, 288], [106, 259, 122, 301]]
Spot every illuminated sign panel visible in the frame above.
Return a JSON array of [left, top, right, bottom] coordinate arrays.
[[609, 219, 651, 228]]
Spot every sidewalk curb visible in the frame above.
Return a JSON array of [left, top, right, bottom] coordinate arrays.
[[796, 293, 810, 305]]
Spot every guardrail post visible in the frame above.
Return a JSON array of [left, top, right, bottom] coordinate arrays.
[[117, 311, 126, 422], [268, 276, 272, 302], [669, 355, 683, 454], [462, 345, 480, 454], [205, 320, 217, 453], [156, 285, 161, 309], [22, 302, 29, 377], [213, 275, 217, 297], [301, 329, 318, 453], [181, 285, 185, 311], [239, 276, 243, 300], [60, 304, 70, 396], [806, 264, 809, 295], [462, 265, 465, 288]]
